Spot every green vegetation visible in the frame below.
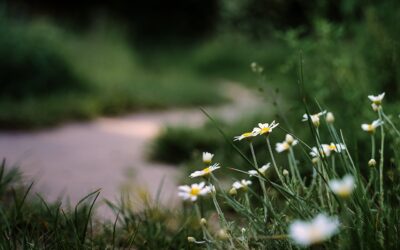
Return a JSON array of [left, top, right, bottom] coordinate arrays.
[[0, 18, 230, 129], [0, 160, 198, 249]]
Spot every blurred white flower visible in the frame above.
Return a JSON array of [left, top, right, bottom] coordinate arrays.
[[361, 119, 384, 134], [202, 152, 214, 164], [310, 143, 345, 159], [328, 175, 355, 198], [253, 121, 279, 136], [250, 62, 263, 73], [234, 130, 259, 141], [178, 182, 212, 201], [368, 93, 385, 105], [368, 93, 385, 111], [232, 179, 252, 191], [248, 163, 271, 177], [326, 112, 335, 124], [327, 143, 346, 153], [310, 145, 329, 158], [275, 134, 298, 153], [289, 214, 339, 246], [189, 163, 220, 178], [302, 111, 327, 127]]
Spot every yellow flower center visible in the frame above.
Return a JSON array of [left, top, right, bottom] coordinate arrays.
[[242, 132, 253, 137], [203, 167, 211, 174], [190, 187, 200, 196], [309, 227, 323, 244], [373, 100, 381, 105], [367, 124, 375, 133], [283, 142, 290, 149], [335, 187, 351, 198], [329, 145, 336, 151], [260, 127, 270, 135]]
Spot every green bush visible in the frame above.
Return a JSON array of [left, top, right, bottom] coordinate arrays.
[[0, 19, 85, 99]]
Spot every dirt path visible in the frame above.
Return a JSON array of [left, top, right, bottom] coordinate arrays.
[[0, 83, 265, 219]]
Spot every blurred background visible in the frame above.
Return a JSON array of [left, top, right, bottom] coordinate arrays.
[[0, 0, 399, 214]]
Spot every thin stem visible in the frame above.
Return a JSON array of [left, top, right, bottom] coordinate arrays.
[[249, 142, 269, 224], [382, 111, 400, 137], [289, 147, 305, 189], [249, 142, 259, 169], [378, 110, 385, 209], [371, 135, 376, 160], [266, 137, 284, 184]]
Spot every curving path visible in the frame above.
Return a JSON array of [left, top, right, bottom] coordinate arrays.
[[0, 83, 266, 219]]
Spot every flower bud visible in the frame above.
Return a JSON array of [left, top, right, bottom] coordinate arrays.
[[241, 228, 246, 234], [217, 229, 229, 240], [229, 188, 237, 196], [187, 236, 196, 243], [200, 218, 207, 226], [312, 158, 319, 165], [283, 169, 289, 176], [326, 112, 335, 124], [368, 159, 377, 167]]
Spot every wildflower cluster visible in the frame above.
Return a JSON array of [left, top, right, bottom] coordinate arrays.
[[177, 92, 399, 249]]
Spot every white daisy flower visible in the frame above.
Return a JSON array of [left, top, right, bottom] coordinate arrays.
[[302, 111, 327, 127], [361, 119, 384, 134], [276, 142, 290, 153], [310, 145, 330, 158], [234, 130, 259, 141], [327, 143, 346, 153], [232, 179, 252, 191], [368, 93, 385, 111], [310, 143, 345, 159], [275, 134, 298, 153], [328, 175, 355, 198], [248, 163, 271, 177], [253, 121, 279, 136], [289, 214, 339, 246], [202, 152, 214, 164], [368, 93, 385, 105], [178, 182, 212, 202], [189, 163, 220, 178]]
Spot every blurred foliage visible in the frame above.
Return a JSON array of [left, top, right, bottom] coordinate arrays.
[[0, 17, 86, 99], [0, 18, 227, 129], [150, 1, 400, 177]]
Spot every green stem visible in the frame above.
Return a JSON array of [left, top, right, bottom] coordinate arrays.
[[249, 142, 269, 223], [266, 137, 284, 184], [382, 111, 400, 137], [378, 110, 385, 209], [371, 135, 376, 160], [249, 142, 259, 169], [289, 148, 304, 189]]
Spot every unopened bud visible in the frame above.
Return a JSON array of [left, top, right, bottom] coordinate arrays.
[[200, 218, 207, 226], [217, 229, 229, 240], [229, 188, 237, 196], [326, 112, 335, 124], [241, 228, 246, 234], [368, 159, 377, 167], [312, 158, 319, 165], [187, 236, 196, 243], [283, 169, 289, 176]]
